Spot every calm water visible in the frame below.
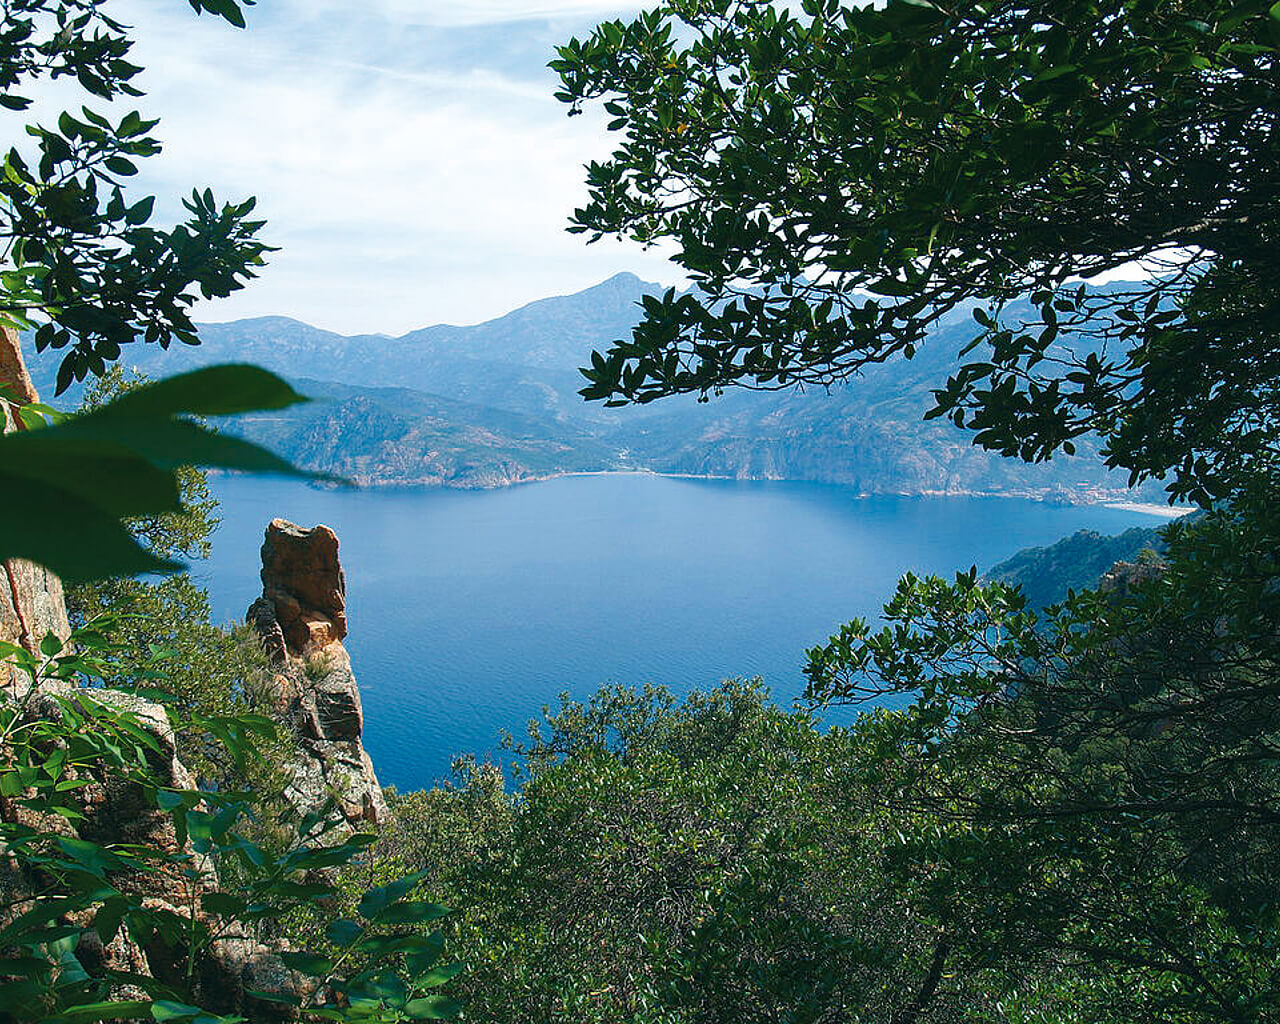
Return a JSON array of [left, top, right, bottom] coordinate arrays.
[[197, 474, 1164, 789]]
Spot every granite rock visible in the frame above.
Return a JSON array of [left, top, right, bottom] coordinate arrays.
[[0, 328, 71, 697], [247, 519, 386, 827]]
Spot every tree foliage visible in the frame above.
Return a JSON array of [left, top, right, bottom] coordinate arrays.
[[0, 0, 272, 394], [803, 492, 1280, 1021], [554, 0, 1280, 504], [555, 2, 1280, 1020], [378, 682, 1044, 1024]]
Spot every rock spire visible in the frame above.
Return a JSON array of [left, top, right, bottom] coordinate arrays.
[[247, 518, 387, 826]]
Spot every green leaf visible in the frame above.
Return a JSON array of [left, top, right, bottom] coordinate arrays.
[[56, 837, 127, 877], [155, 790, 190, 811], [149, 1001, 205, 1022], [0, 473, 178, 582], [104, 364, 307, 418], [104, 156, 137, 176], [357, 870, 429, 921], [405, 933, 445, 977], [242, 989, 301, 1008], [199, 892, 246, 917], [404, 996, 462, 1020], [378, 901, 451, 926], [1032, 63, 1080, 82], [278, 951, 334, 977], [126, 196, 156, 225], [413, 963, 464, 989], [0, 896, 85, 944], [324, 918, 363, 948], [0, 639, 28, 660], [53, 1000, 153, 1021], [864, 277, 917, 297], [17, 402, 64, 429], [94, 897, 128, 943]]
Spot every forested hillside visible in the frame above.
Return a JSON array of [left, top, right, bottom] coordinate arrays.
[[985, 523, 1167, 609], [27, 276, 1163, 499]]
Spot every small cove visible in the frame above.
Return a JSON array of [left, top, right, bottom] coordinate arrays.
[[198, 473, 1168, 789]]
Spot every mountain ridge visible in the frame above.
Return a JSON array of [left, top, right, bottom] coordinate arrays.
[[26, 274, 1168, 502]]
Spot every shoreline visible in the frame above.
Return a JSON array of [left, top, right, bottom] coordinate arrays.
[[1102, 501, 1193, 519], [268, 466, 1187, 513]]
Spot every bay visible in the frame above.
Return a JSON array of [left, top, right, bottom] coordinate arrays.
[[197, 473, 1167, 790]]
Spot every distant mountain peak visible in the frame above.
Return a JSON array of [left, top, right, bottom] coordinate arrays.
[[593, 270, 659, 291], [496, 271, 664, 321]]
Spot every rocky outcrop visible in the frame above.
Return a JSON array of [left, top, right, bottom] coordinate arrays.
[[1100, 557, 1166, 596], [0, 327, 71, 697], [0, 558, 71, 696], [247, 519, 387, 827], [0, 336, 311, 1017], [257, 519, 348, 653], [0, 324, 37, 406]]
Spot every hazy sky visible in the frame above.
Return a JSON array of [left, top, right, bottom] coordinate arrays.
[[96, 0, 677, 334]]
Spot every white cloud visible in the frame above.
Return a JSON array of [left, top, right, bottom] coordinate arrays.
[[81, 0, 678, 334], [301, 1, 641, 28]]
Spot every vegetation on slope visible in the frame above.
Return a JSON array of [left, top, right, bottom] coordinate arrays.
[[0, 3, 461, 1021], [984, 524, 1166, 610]]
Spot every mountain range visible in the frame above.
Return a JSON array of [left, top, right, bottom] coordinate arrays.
[[28, 273, 1166, 501]]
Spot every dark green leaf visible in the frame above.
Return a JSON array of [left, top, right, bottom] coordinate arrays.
[[404, 996, 462, 1020]]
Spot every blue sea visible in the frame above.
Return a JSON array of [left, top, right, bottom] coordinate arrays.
[[196, 474, 1167, 790]]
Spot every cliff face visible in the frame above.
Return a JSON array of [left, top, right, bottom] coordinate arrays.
[[0, 332, 387, 1014], [1, 327, 71, 697], [0, 515, 387, 1015], [247, 518, 387, 827]]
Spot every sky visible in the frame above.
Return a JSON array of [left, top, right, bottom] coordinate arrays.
[[90, 0, 678, 335]]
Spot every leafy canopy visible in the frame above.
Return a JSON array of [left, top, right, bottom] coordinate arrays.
[[0, 0, 271, 394], [554, 4, 1280, 1019], [0, 362, 320, 582], [554, 0, 1280, 504]]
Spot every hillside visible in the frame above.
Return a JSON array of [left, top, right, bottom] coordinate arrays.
[[986, 525, 1169, 610], [28, 274, 1167, 500], [231, 378, 620, 488]]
